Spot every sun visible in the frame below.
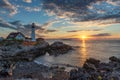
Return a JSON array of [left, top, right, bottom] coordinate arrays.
[[81, 35, 87, 40]]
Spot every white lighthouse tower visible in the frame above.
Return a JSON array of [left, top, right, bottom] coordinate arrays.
[[31, 23, 36, 41]]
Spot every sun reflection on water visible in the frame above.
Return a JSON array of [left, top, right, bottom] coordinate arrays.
[[80, 39, 87, 66]]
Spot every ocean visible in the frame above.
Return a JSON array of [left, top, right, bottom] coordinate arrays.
[[35, 39, 120, 67]]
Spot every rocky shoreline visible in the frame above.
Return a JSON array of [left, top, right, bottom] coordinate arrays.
[[0, 56, 119, 80], [69, 56, 120, 80], [0, 40, 73, 80], [0, 41, 72, 61], [0, 40, 120, 80]]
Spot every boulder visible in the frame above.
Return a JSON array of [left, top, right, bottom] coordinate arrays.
[[48, 41, 72, 55], [0, 70, 9, 77], [0, 61, 14, 77], [50, 41, 72, 49], [98, 63, 113, 71], [109, 56, 120, 63], [84, 58, 100, 68], [69, 69, 78, 80], [83, 63, 96, 71], [13, 62, 49, 79], [0, 41, 50, 62]]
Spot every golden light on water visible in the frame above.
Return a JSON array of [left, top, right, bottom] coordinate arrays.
[[79, 37, 87, 66]]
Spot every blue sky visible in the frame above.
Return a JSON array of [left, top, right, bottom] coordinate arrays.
[[0, 0, 120, 39]]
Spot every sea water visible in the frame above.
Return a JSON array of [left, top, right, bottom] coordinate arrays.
[[35, 39, 120, 67]]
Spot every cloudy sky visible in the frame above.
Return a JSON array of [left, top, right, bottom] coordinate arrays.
[[0, 0, 120, 39]]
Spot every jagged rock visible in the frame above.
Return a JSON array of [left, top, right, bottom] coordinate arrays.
[[69, 68, 91, 80], [13, 62, 49, 79], [84, 58, 100, 68], [0, 41, 72, 60], [50, 41, 72, 49], [0, 40, 73, 78], [0, 70, 9, 77], [83, 63, 96, 71], [48, 41, 72, 55], [51, 42, 65, 48], [69, 69, 78, 80], [0, 61, 15, 77], [109, 56, 120, 63], [69, 57, 120, 80], [98, 63, 113, 72], [0, 41, 50, 61]]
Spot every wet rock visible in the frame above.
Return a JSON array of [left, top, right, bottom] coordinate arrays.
[[13, 62, 49, 79], [0, 61, 14, 77], [84, 58, 100, 68], [69, 68, 91, 80], [22, 74, 33, 78], [69, 69, 78, 80], [0, 41, 50, 62], [83, 63, 96, 71], [83, 58, 100, 71], [69, 57, 120, 80], [0, 41, 73, 62], [109, 56, 120, 63], [48, 41, 72, 55], [0, 70, 9, 77], [98, 63, 113, 72]]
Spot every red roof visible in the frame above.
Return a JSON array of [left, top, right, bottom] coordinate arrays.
[[7, 32, 25, 39]]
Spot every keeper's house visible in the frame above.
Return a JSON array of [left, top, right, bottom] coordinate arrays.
[[7, 32, 25, 40]]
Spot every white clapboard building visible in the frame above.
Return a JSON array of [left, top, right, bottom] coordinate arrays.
[[7, 32, 25, 40]]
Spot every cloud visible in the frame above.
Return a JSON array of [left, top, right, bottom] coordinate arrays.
[[86, 29, 103, 31], [16, 4, 42, 12], [45, 29, 58, 33], [42, 0, 120, 24], [46, 29, 57, 32], [90, 33, 111, 37], [24, 6, 41, 12], [0, 18, 17, 30], [36, 34, 46, 38], [67, 30, 82, 32], [23, 0, 32, 3], [0, 0, 17, 16], [10, 20, 24, 28], [10, 22, 44, 37], [0, 0, 40, 16], [9, 20, 58, 37], [107, 0, 120, 6], [67, 29, 103, 32], [0, 18, 55, 37]]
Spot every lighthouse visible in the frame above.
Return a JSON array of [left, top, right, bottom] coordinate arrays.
[[31, 23, 36, 41]]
